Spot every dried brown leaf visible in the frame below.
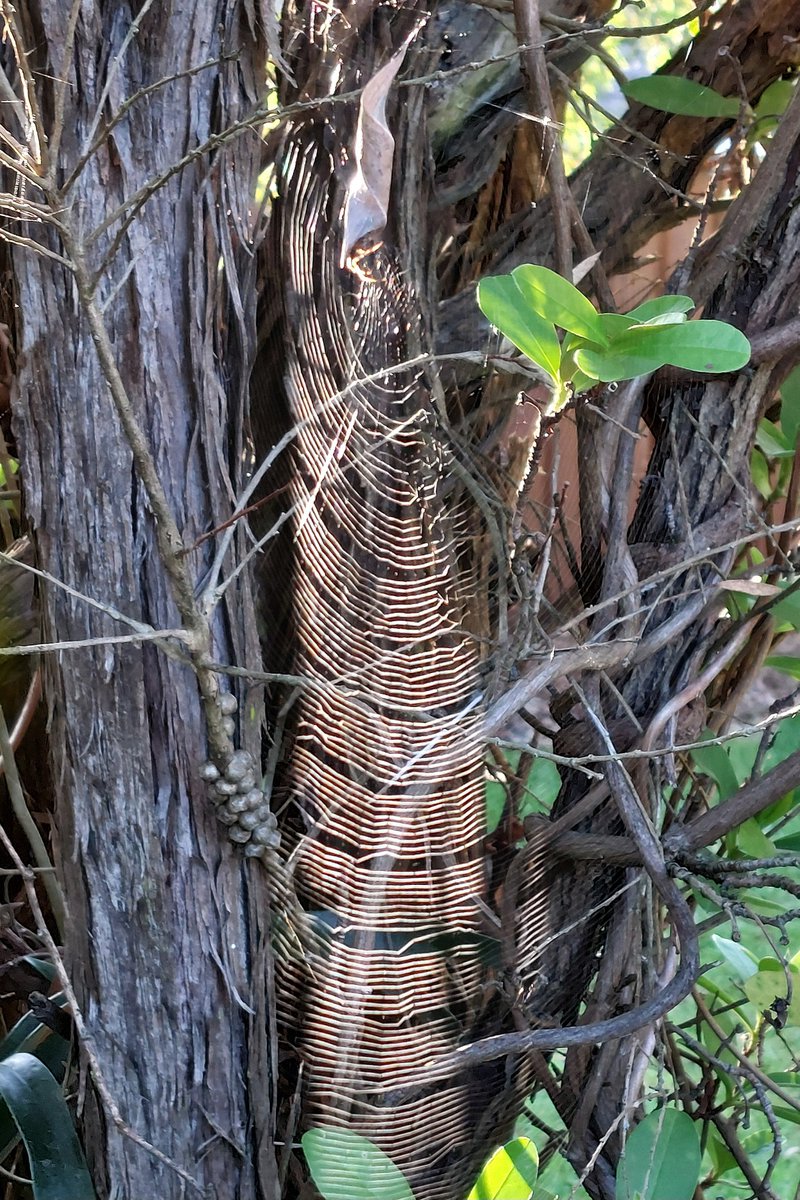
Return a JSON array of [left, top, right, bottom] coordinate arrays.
[[340, 31, 416, 266]]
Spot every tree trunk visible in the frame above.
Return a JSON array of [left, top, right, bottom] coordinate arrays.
[[6, 6, 277, 1197]]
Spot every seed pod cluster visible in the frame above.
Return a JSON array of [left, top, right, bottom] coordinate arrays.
[[200, 694, 281, 857]]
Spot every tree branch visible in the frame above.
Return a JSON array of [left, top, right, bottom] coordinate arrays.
[[664, 748, 800, 854]]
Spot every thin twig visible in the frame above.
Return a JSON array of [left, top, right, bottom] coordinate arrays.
[[0, 228, 71, 266], [63, 54, 238, 195], [0, 668, 40, 776], [47, 0, 81, 174], [0, 2, 45, 169], [79, 0, 157, 159], [0, 699, 63, 932], [513, 0, 572, 276], [0, 630, 191, 656]]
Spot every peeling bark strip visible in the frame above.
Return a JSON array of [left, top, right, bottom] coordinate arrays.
[[259, 16, 532, 1198]]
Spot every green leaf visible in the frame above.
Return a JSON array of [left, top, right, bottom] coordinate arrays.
[[570, 370, 597, 396], [20, 958, 56, 985], [692, 741, 740, 800], [302, 1127, 415, 1200], [477, 276, 561, 381], [486, 779, 507, 835], [0, 1052, 95, 1200], [522, 757, 561, 815], [736, 818, 776, 857], [751, 79, 797, 143], [772, 583, 800, 630], [780, 366, 800, 449], [634, 312, 689, 328], [0, 1002, 69, 1078], [624, 75, 740, 119], [616, 1108, 701, 1200], [709, 934, 759, 983], [625, 296, 695, 323], [593, 312, 637, 343], [468, 1137, 539, 1200], [743, 960, 800, 1024], [770, 1105, 800, 1127], [756, 79, 797, 122], [576, 320, 751, 382], [756, 417, 793, 458], [706, 1127, 738, 1177], [510, 266, 606, 344], [487, 756, 561, 830], [750, 447, 772, 500], [0, 1000, 71, 1164], [0, 459, 18, 489]]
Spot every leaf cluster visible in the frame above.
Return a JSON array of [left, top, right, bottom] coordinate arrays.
[[477, 266, 751, 412]]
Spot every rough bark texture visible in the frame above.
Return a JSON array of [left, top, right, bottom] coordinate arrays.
[[7, 6, 276, 1198]]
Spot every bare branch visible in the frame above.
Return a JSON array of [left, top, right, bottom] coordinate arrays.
[[665, 749, 800, 854]]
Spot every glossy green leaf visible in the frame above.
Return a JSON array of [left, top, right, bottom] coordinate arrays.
[[594, 312, 637, 342], [576, 320, 751, 382], [616, 1108, 701, 1200], [706, 1127, 738, 1177], [736, 818, 776, 858], [770, 1105, 800, 1127], [570, 369, 597, 395], [780, 365, 800, 448], [765, 712, 800, 764], [0, 1052, 95, 1199], [477, 276, 561, 381], [625, 296, 695, 323], [756, 417, 793, 458], [487, 756, 561, 832], [303, 1127, 415, 1200], [468, 1136, 538, 1200], [772, 583, 800, 629], [756, 79, 797, 122], [710, 934, 759, 983], [0, 1004, 69, 1079], [0, 1002, 71, 1164], [522, 758, 561, 814], [634, 312, 689, 328], [767, 657, 800, 676], [511, 265, 605, 344], [751, 79, 797, 143], [624, 75, 740, 119], [692, 740, 740, 800], [744, 960, 800, 1023], [20, 958, 57, 985], [750, 447, 772, 500]]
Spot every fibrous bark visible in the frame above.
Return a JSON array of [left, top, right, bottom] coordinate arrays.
[[6, 6, 276, 1197]]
